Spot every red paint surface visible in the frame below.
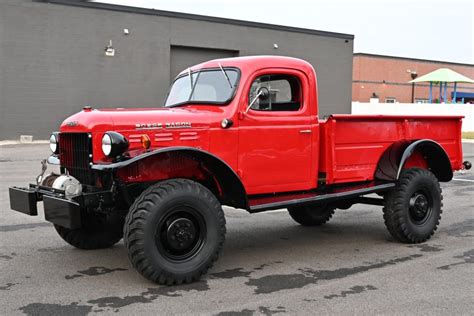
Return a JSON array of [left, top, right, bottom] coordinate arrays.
[[319, 115, 463, 184], [403, 151, 429, 170], [58, 56, 464, 195]]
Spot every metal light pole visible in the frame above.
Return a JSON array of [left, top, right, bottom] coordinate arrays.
[[410, 72, 418, 103]]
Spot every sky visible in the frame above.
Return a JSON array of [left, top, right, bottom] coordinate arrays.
[[96, 0, 473, 64]]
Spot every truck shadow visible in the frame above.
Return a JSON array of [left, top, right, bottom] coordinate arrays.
[[221, 215, 391, 258], [32, 208, 425, 286]]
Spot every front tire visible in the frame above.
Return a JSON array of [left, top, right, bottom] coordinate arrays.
[[288, 204, 335, 226], [124, 179, 226, 285], [383, 168, 442, 243], [54, 213, 123, 250]]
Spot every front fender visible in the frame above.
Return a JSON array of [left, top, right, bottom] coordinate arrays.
[[92, 147, 248, 209]]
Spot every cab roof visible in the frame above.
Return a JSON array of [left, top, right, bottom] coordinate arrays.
[[182, 55, 316, 77]]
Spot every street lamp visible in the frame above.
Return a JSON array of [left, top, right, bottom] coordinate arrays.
[[410, 72, 418, 103], [408, 71, 418, 103]]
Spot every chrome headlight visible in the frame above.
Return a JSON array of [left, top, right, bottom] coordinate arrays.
[[102, 133, 112, 156], [101, 132, 129, 157], [49, 132, 59, 154]]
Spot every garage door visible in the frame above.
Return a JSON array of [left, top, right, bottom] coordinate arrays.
[[170, 46, 238, 82]]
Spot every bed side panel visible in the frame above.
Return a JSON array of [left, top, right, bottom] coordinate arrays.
[[321, 116, 463, 184]]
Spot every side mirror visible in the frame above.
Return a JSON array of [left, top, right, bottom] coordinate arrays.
[[258, 87, 270, 100], [243, 87, 271, 115]]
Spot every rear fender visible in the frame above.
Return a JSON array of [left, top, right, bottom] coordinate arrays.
[[92, 147, 248, 209], [375, 139, 453, 182]]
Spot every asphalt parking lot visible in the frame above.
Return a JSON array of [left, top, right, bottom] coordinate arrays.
[[1, 143, 473, 315]]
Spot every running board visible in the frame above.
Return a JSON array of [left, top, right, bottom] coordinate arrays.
[[248, 182, 395, 213]]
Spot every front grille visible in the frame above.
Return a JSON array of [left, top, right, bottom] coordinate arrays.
[[59, 133, 93, 184]]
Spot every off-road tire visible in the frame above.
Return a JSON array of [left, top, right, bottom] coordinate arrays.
[[54, 214, 123, 250], [124, 179, 226, 285], [288, 204, 335, 226], [383, 168, 442, 243]]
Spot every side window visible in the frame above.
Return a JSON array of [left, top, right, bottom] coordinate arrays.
[[248, 74, 301, 112]]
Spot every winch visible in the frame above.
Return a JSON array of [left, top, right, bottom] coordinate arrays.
[[52, 175, 82, 199]]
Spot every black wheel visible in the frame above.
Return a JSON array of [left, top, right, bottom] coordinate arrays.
[[54, 213, 123, 250], [124, 179, 226, 285], [288, 203, 335, 226], [383, 168, 442, 243]]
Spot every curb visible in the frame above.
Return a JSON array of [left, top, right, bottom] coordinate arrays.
[[0, 140, 49, 146]]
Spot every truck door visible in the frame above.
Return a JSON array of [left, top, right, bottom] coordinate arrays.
[[238, 69, 313, 195]]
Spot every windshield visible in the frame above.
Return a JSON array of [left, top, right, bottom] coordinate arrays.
[[165, 68, 239, 107]]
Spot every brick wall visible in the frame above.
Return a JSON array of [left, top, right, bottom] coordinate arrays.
[[352, 54, 474, 103]]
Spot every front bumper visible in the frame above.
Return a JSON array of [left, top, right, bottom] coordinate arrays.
[[9, 185, 81, 229]]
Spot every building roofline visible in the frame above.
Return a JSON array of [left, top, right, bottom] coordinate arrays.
[[34, 0, 354, 40], [354, 53, 474, 67]]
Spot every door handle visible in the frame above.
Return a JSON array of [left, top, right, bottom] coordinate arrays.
[[299, 129, 312, 134]]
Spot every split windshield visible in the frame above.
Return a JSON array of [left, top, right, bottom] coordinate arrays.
[[165, 68, 239, 107]]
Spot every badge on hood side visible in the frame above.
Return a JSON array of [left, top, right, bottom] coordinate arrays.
[[66, 121, 79, 127], [135, 122, 192, 130]]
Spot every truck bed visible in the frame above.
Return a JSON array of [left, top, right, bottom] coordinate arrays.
[[318, 115, 464, 184]]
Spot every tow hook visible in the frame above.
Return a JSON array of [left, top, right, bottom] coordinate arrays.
[[463, 161, 472, 170], [36, 159, 48, 184]]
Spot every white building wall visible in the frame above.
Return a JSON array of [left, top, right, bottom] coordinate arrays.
[[352, 102, 474, 132]]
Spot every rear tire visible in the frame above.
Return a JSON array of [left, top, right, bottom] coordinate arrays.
[[54, 213, 123, 250], [383, 168, 442, 243], [124, 179, 226, 285], [288, 204, 335, 226]]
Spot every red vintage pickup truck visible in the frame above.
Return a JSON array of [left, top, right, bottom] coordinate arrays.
[[9, 56, 470, 285]]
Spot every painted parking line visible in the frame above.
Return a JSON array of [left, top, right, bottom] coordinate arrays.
[[452, 178, 474, 183]]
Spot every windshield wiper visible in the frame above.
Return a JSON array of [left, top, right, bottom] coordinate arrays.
[[188, 69, 202, 101], [218, 62, 233, 89], [167, 69, 202, 108], [187, 68, 193, 89]]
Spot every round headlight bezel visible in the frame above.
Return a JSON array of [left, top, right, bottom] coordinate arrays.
[[49, 132, 59, 154], [101, 132, 129, 158]]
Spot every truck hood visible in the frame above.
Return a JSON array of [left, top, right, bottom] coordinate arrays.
[[60, 107, 214, 133]]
